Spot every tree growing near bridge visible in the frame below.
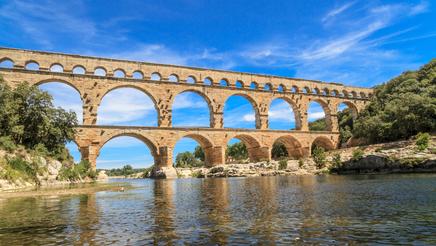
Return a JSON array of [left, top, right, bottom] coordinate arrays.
[[353, 59, 436, 143], [0, 77, 78, 161]]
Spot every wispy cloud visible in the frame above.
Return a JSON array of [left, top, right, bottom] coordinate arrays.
[[322, 2, 355, 23]]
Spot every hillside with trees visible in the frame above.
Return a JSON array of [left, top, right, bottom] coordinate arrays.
[[310, 59, 435, 145], [0, 77, 97, 188], [353, 59, 436, 143]]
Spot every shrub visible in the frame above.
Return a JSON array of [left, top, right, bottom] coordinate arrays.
[[278, 159, 288, 170], [312, 146, 326, 169], [352, 148, 364, 161], [191, 170, 203, 178], [5, 156, 40, 184], [331, 153, 342, 168], [58, 160, 95, 181], [415, 132, 430, 151], [33, 143, 48, 157], [298, 159, 304, 168], [0, 136, 17, 152]]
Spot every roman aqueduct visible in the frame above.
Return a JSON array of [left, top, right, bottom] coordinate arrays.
[[0, 47, 373, 170]]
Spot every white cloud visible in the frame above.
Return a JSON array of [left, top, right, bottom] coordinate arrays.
[[322, 2, 355, 23], [242, 114, 255, 122], [98, 88, 157, 125], [410, 1, 429, 15]]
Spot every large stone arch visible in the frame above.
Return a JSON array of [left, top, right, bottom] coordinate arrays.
[[269, 96, 302, 130], [170, 89, 215, 127], [226, 134, 265, 162], [97, 84, 160, 126], [311, 136, 336, 151], [35, 79, 84, 101], [308, 98, 333, 131], [224, 93, 261, 128], [173, 133, 220, 167], [272, 135, 306, 159], [337, 100, 359, 119], [98, 132, 159, 165]]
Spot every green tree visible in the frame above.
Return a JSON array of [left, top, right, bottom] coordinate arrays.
[[312, 146, 326, 169], [271, 142, 288, 160], [194, 146, 205, 161], [226, 142, 248, 161], [0, 78, 77, 158], [353, 59, 436, 143], [175, 151, 203, 167]]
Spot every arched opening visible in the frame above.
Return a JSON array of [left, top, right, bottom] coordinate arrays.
[[322, 88, 329, 96], [72, 65, 86, 75], [94, 67, 106, 76], [360, 92, 366, 98], [235, 80, 244, 88], [264, 83, 272, 91], [132, 71, 143, 79], [337, 102, 358, 145], [272, 136, 304, 160], [151, 72, 161, 81], [277, 85, 285, 92], [37, 81, 83, 123], [0, 58, 14, 68], [203, 77, 213, 85], [97, 135, 156, 171], [65, 141, 82, 163], [98, 87, 158, 126], [268, 98, 300, 130], [220, 79, 229, 86], [250, 82, 258, 89], [311, 136, 335, 153], [172, 91, 212, 127], [50, 64, 64, 73], [186, 76, 196, 84], [291, 86, 299, 93], [313, 88, 320, 95], [302, 87, 310, 94], [226, 135, 262, 163], [308, 101, 330, 131], [168, 74, 179, 82], [113, 69, 126, 78], [25, 61, 39, 70], [173, 135, 212, 167], [224, 94, 259, 129], [331, 90, 339, 97]]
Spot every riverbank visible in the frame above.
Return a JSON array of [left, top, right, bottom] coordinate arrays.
[[0, 147, 108, 192], [174, 136, 436, 178], [0, 181, 130, 199], [329, 136, 436, 174]]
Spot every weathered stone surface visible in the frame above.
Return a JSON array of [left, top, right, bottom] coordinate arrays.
[[0, 47, 374, 171]]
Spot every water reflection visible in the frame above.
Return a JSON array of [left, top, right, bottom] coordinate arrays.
[[0, 174, 436, 244]]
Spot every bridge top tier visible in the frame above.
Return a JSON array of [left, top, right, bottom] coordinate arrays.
[[0, 47, 373, 99]]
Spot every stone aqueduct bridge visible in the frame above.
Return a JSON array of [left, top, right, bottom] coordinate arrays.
[[0, 47, 373, 170]]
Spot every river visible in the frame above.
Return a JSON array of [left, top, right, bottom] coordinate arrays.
[[1, 174, 435, 245]]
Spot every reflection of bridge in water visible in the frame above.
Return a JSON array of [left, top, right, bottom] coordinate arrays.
[[0, 47, 373, 171]]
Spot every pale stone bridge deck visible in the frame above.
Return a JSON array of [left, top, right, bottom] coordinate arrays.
[[0, 47, 374, 169]]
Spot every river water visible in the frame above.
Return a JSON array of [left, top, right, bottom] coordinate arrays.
[[0, 174, 435, 245]]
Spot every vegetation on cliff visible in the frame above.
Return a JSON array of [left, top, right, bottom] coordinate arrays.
[[353, 59, 436, 143], [0, 77, 95, 186], [310, 59, 435, 145]]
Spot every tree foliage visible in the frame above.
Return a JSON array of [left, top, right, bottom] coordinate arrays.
[[271, 142, 288, 160], [0, 78, 78, 158], [353, 59, 436, 143], [226, 142, 248, 161], [175, 151, 203, 167]]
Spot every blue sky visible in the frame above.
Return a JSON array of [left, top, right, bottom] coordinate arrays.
[[1, 0, 435, 168]]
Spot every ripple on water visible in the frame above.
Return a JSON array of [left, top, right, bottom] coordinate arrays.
[[0, 174, 436, 245]]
